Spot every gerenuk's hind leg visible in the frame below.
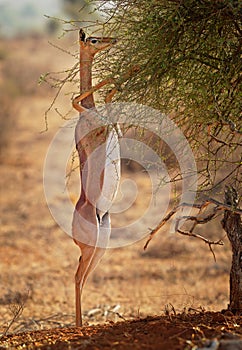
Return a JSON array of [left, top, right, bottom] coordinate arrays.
[[74, 212, 111, 327], [75, 244, 96, 326]]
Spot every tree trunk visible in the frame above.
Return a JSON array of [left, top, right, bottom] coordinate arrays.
[[221, 186, 242, 314]]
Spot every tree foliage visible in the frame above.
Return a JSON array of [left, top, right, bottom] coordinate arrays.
[[98, 0, 241, 126], [93, 0, 241, 197]]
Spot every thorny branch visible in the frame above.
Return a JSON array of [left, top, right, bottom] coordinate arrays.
[[144, 199, 242, 260]]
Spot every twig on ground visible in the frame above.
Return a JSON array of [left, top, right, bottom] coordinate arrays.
[[0, 292, 29, 338]]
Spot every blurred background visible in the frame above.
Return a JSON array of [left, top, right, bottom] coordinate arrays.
[[0, 0, 102, 38], [0, 0, 61, 37]]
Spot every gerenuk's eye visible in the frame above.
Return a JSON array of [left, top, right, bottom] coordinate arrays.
[[90, 38, 99, 44]]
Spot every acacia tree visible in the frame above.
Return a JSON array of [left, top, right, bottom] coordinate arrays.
[[88, 0, 241, 313], [46, 0, 241, 312]]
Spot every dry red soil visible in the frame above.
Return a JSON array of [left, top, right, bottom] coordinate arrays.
[[1, 312, 242, 350], [0, 37, 241, 349]]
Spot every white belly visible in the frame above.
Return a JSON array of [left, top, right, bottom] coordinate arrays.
[[96, 127, 120, 219]]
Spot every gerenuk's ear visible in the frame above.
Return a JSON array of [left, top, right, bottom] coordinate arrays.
[[79, 29, 86, 42]]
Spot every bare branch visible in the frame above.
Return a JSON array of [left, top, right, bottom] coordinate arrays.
[[144, 199, 241, 251], [176, 228, 223, 262], [203, 196, 242, 214], [144, 207, 177, 250]]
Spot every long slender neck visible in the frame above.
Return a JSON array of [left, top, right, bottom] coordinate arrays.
[[79, 50, 95, 109]]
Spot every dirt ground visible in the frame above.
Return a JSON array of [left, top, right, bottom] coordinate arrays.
[[0, 37, 241, 349], [1, 312, 242, 350]]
